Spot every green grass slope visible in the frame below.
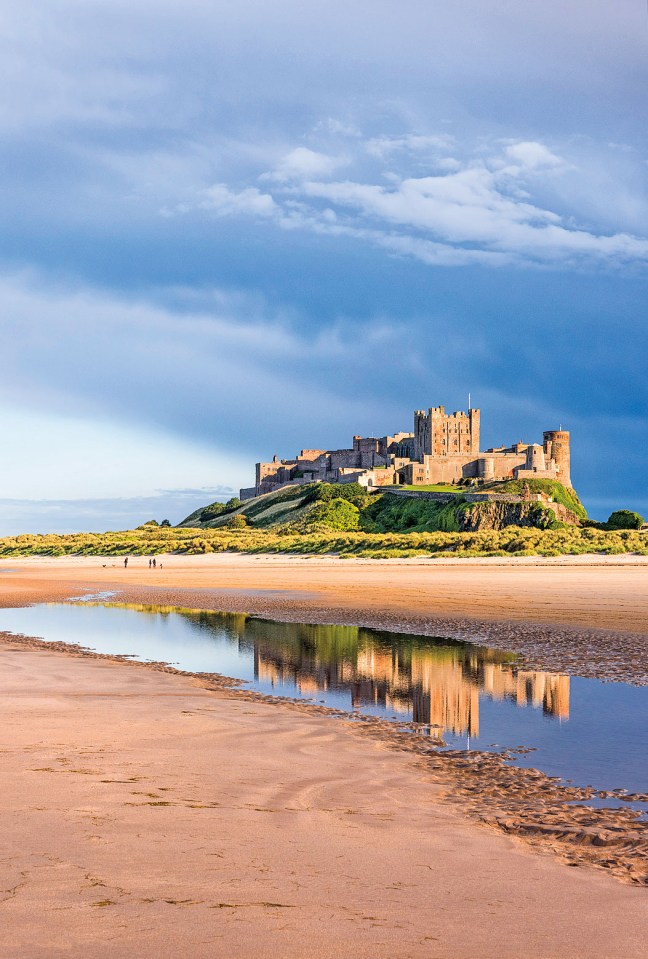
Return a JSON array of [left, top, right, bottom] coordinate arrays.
[[361, 494, 466, 533], [178, 485, 310, 529], [179, 483, 373, 532], [179, 479, 585, 535]]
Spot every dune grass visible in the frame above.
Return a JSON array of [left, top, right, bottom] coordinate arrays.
[[0, 523, 646, 559]]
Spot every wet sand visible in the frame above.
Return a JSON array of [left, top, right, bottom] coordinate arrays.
[[1, 553, 647, 682], [2, 636, 647, 959], [1, 555, 647, 956], [2, 552, 648, 633]]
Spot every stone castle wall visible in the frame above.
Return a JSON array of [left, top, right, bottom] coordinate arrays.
[[242, 406, 571, 499]]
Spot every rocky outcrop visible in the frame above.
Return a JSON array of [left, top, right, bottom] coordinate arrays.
[[459, 501, 578, 532]]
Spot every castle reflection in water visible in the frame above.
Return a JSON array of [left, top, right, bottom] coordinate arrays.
[[116, 607, 570, 740], [236, 618, 570, 738]]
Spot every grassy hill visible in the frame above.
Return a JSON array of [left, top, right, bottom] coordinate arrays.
[[7, 481, 643, 561], [179, 479, 588, 535], [1, 481, 646, 558], [178, 484, 329, 531]]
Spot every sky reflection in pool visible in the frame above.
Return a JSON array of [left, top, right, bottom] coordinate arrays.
[[0, 601, 646, 798]]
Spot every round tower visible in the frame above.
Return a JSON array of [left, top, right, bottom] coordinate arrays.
[[478, 456, 494, 480], [525, 444, 545, 472], [543, 430, 571, 487]]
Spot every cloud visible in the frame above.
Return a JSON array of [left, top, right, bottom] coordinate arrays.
[[0, 270, 426, 485], [372, 232, 511, 268], [169, 137, 648, 268], [366, 134, 456, 160], [503, 141, 564, 171], [298, 161, 648, 264], [3, 1, 645, 143], [0, 399, 250, 501], [2, 3, 646, 277], [197, 184, 278, 217], [262, 147, 346, 182]]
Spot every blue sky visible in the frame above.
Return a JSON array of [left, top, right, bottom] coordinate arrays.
[[1, 0, 647, 533]]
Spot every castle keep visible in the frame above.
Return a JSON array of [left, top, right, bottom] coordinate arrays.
[[240, 405, 571, 499]]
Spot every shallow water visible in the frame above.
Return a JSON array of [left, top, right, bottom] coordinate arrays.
[[1, 601, 647, 801]]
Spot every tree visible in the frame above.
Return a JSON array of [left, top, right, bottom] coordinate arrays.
[[306, 482, 369, 509]]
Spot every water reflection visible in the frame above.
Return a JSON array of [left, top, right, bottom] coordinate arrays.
[[1, 600, 646, 794], [249, 622, 570, 738], [115, 605, 569, 739]]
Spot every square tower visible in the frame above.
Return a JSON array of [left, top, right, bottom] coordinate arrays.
[[414, 406, 480, 460]]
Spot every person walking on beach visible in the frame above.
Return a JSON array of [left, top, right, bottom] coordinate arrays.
[[148, 558, 152, 568], [152, 557, 157, 568], [124, 557, 129, 568]]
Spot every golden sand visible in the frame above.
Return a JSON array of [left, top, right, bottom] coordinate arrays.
[[1, 555, 647, 957]]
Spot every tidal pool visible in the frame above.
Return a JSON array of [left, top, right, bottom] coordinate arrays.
[[0, 600, 646, 802]]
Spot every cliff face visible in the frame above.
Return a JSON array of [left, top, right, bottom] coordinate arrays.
[[459, 501, 578, 532]]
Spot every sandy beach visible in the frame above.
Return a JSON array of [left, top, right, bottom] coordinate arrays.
[[3, 552, 648, 633], [2, 552, 648, 681], [1, 554, 647, 957]]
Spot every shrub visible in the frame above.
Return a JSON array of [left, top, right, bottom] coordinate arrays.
[[188, 538, 214, 554], [307, 498, 361, 531], [200, 501, 228, 522], [305, 482, 370, 509], [0, 510, 643, 560], [199, 497, 243, 524], [227, 514, 249, 529], [606, 509, 644, 530]]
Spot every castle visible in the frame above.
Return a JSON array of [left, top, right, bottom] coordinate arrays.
[[240, 405, 571, 499]]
